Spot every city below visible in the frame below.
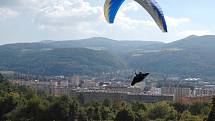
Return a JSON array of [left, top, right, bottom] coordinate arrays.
[[9, 74, 215, 104]]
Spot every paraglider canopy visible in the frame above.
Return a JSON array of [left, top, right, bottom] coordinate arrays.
[[131, 72, 149, 86], [104, 0, 168, 32]]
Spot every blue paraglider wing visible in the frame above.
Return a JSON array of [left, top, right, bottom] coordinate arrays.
[[104, 0, 125, 23], [134, 0, 167, 32], [104, 0, 167, 32]]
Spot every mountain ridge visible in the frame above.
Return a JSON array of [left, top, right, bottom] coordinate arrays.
[[0, 35, 215, 77]]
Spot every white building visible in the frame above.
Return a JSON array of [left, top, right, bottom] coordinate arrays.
[[161, 87, 191, 103]]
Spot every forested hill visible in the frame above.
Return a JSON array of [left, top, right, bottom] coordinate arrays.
[[1, 35, 215, 77], [128, 35, 215, 77], [0, 37, 163, 55], [0, 47, 125, 76]]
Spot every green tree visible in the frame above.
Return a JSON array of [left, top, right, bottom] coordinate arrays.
[[207, 97, 215, 121], [0, 93, 19, 120], [77, 93, 85, 105], [101, 106, 111, 120], [85, 100, 102, 120], [112, 100, 127, 112], [134, 110, 148, 121], [103, 98, 111, 107], [86, 106, 94, 120], [47, 96, 79, 121], [93, 107, 101, 120], [6, 97, 46, 121], [131, 101, 147, 112], [115, 108, 135, 121], [180, 110, 202, 121], [189, 102, 209, 115], [78, 108, 88, 121], [172, 103, 188, 113], [0, 73, 6, 83], [147, 101, 177, 120]]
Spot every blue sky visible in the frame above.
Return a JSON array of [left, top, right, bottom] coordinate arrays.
[[0, 0, 214, 44]]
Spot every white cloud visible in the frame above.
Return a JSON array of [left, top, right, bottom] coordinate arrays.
[[40, 0, 101, 18], [0, 7, 18, 19], [1, 0, 211, 43], [121, 1, 139, 12], [31, 0, 197, 39], [177, 30, 213, 36], [166, 16, 191, 27], [35, 0, 155, 33], [0, 0, 193, 33], [114, 13, 155, 30], [31, 0, 103, 34]]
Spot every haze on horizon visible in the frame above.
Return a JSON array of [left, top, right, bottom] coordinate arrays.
[[0, 0, 214, 45]]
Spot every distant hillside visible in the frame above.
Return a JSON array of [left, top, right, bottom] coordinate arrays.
[[128, 35, 215, 77], [166, 35, 215, 50], [1, 35, 215, 77], [0, 37, 164, 55], [0, 47, 125, 76]]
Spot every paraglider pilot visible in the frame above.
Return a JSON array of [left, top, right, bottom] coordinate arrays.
[[131, 72, 149, 86]]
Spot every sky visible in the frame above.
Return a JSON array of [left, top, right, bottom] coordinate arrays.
[[0, 0, 214, 44]]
